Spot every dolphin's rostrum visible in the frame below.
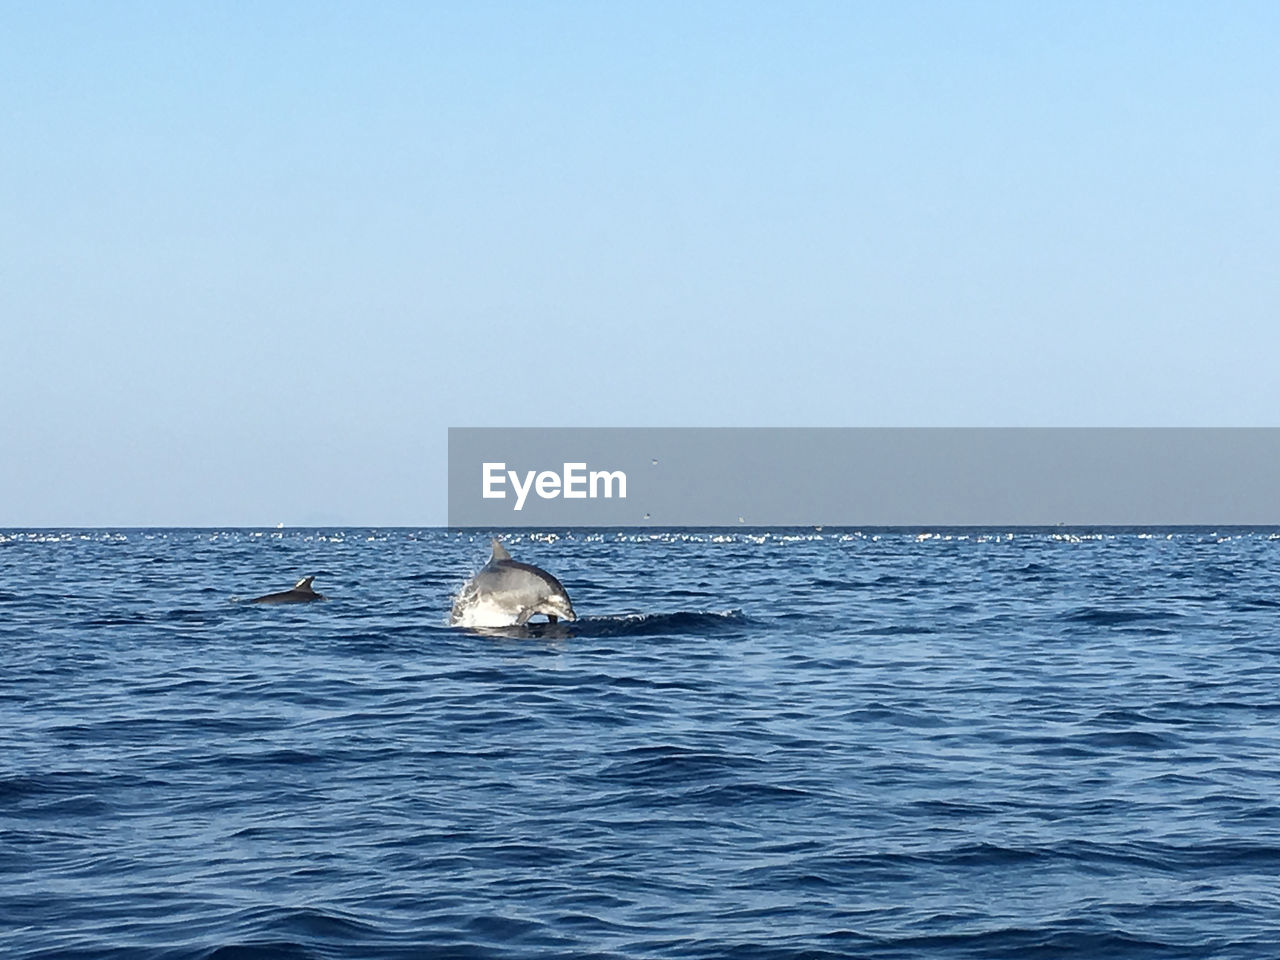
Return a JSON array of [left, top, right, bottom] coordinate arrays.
[[450, 540, 576, 628], [250, 576, 326, 604]]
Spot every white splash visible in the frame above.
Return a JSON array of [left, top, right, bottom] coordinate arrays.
[[450, 592, 522, 629]]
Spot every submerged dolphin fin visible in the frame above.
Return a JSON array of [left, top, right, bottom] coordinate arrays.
[[490, 539, 512, 562]]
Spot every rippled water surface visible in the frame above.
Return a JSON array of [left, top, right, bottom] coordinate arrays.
[[3, 528, 1280, 959]]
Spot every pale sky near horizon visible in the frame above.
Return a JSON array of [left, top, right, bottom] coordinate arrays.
[[2, 2, 1278, 526]]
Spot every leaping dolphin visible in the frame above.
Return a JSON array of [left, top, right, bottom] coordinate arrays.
[[450, 540, 576, 628], [250, 576, 326, 604]]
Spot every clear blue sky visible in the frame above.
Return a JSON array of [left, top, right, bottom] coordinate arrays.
[[2, 1, 1277, 526]]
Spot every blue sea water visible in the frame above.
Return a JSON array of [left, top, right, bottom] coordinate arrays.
[[3, 527, 1280, 959]]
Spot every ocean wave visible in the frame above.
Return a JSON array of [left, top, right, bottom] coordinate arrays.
[[6, 528, 1280, 960], [455, 609, 752, 640]]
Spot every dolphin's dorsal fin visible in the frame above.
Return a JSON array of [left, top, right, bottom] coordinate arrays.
[[294, 576, 316, 592], [490, 539, 511, 562]]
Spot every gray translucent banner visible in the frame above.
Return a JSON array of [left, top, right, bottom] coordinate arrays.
[[447, 428, 1280, 527]]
